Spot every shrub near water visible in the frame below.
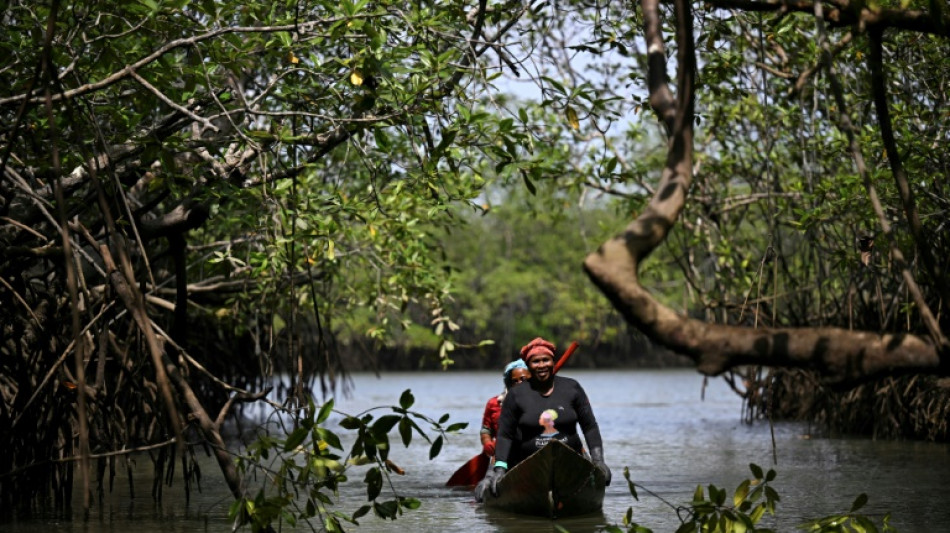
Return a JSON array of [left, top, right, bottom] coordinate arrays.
[[609, 464, 895, 533], [230, 390, 464, 532]]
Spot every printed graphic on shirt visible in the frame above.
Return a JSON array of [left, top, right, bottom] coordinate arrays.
[[539, 409, 558, 434], [534, 408, 566, 449]]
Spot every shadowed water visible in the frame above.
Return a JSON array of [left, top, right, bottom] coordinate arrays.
[[6, 369, 949, 532]]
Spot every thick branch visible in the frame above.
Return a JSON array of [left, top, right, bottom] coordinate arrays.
[[164, 359, 246, 500], [585, 0, 950, 388], [705, 0, 950, 36], [586, 242, 944, 386], [137, 201, 210, 240]]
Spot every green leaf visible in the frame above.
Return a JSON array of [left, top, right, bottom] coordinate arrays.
[[340, 416, 362, 430], [362, 431, 378, 460], [734, 479, 750, 507], [711, 484, 725, 506], [227, 497, 245, 521], [400, 497, 421, 509], [353, 504, 371, 519], [365, 466, 383, 501], [374, 128, 391, 151], [398, 417, 412, 447], [521, 171, 537, 195], [737, 513, 755, 530], [349, 435, 364, 458], [429, 435, 443, 459], [674, 522, 696, 533], [748, 485, 763, 502], [850, 493, 868, 512], [138, 0, 160, 14], [749, 504, 766, 523], [445, 422, 468, 433], [433, 129, 457, 159], [372, 414, 401, 434], [200, 0, 217, 17], [373, 500, 399, 519], [317, 399, 334, 424], [399, 389, 415, 409], [694, 484, 705, 502], [324, 516, 343, 533], [316, 427, 343, 450], [749, 463, 764, 479], [541, 76, 567, 95], [283, 427, 308, 452], [272, 313, 286, 334]]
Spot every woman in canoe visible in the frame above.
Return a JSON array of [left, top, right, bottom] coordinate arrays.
[[479, 360, 532, 460], [476, 337, 611, 501]]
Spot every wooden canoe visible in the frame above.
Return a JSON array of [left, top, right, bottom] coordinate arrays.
[[481, 440, 605, 518]]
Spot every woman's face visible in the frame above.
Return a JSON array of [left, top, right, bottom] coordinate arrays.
[[528, 353, 555, 382], [510, 367, 531, 385]]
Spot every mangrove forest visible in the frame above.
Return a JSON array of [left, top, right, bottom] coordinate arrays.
[[1, 0, 948, 526]]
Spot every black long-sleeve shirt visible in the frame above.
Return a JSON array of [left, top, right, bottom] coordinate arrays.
[[493, 375, 604, 468]]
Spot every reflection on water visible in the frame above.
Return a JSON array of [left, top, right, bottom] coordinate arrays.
[[480, 508, 608, 533], [4, 369, 949, 532]]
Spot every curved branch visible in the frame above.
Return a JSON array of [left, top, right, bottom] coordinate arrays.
[[642, 0, 677, 133], [584, 0, 950, 388]]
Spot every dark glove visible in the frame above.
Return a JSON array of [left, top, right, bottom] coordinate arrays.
[[488, 465, 506, 496], [482, 440, 496, 457], [590, 447, 611, 486], [475, 466, 506, 502]]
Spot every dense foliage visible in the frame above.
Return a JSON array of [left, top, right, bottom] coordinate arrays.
[[1, 0, 948, 523], [231, 390, 463, 533], [0, 0, 536, 515]]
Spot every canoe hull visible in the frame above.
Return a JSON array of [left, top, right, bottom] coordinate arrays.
[[482, 440, 605, 518]]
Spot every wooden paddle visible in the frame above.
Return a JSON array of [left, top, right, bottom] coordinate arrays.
[[445, 341, 580, 487], [553, 341, 579, 373]]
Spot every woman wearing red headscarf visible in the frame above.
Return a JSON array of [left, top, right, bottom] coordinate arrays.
[[475, 338, 610, 501]]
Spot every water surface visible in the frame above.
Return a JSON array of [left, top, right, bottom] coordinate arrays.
[[6, 369, 949, 532]]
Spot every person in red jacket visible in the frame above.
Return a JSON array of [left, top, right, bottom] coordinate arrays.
[[479, 360, 531, 459]]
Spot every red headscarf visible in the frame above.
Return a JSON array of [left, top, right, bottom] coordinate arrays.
[[520, 337, 556, 363]]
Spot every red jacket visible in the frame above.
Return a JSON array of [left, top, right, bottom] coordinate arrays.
[[481, 394, 503, 437]]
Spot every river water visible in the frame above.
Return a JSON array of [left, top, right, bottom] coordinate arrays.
[[6, 369, 949, 532]]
